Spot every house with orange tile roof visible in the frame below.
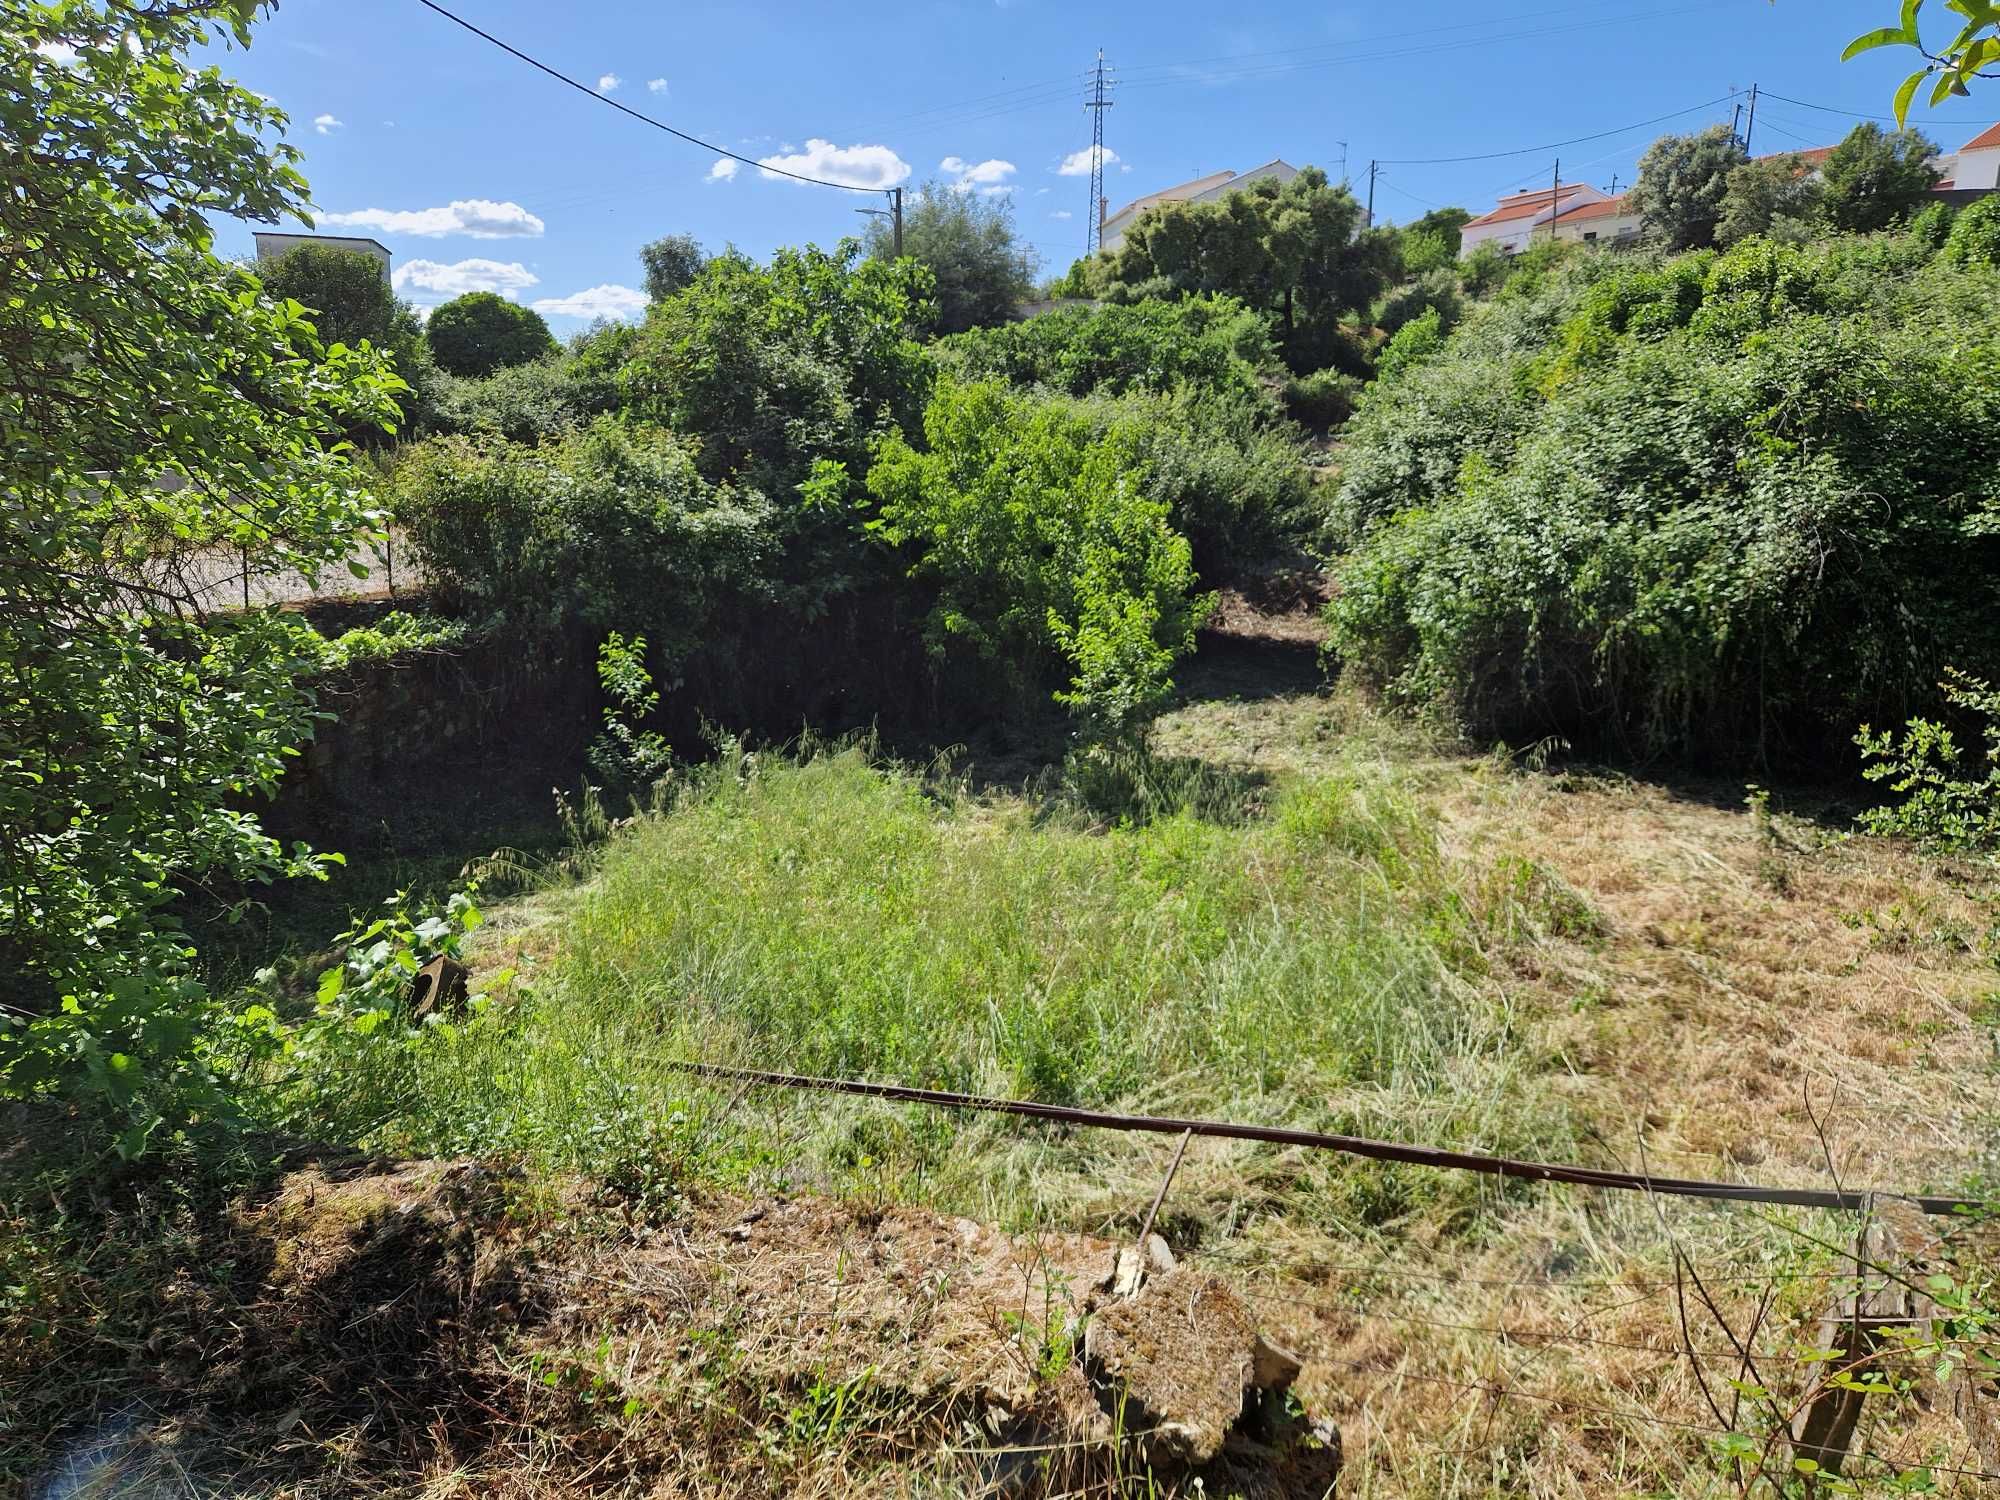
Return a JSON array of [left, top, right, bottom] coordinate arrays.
[[1458, 182, 1618, 256], [1933, 121, 2000, 191], [1458, 125, 1992, 260]]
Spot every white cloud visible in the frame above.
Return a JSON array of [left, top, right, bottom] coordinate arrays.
[[758, 138, 910, 190], [980, 184, 1015, 198], [321, 199, 545, 239], [597, 73, 621, 93], [1056, 145, 1118, 176], [531, 284, 650, 322], [1050, 209, 1073, 220], [707, 157, 740, 182], [392, 258, 539, 298], [314, 113, 344, 136], [34, 40, 79, 65], [647, 77, 668, 94], [940, 155, 1016, 193]]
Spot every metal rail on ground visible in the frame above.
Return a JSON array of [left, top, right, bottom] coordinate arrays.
[[660, 1059, 1983, 1218]]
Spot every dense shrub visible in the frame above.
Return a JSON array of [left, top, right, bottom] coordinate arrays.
[[1100, 384, 1316, 576], [1375, 268, 1464, 337], [1326, 235, 2000, 765], [621, 241, 933, 507], [867, 379, 1210, 737], [1373, 307, 1446, 385], [937, 294, 1276, 403], [1945, 194, 2000, 265], [392, 418, 776, 659], [1281, 366, 1361, 433]]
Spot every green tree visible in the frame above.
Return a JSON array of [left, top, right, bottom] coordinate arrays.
[[1818, 121, 1942, 232], [1627, 125, 1750, 251], [257, 242, 402, 346], [1, 0, 404, 1148], [425, 290, 555, 376], [621, 240, 934, 506], [1716, 153, 1824, 246], [866, 379, 1208, 738], [863, 181, 1037, 335], [639, 231, 706, 301], [257, 241, 435, 436], [1102, 166, 1389, 372], [1398, 207, 1472, 275]]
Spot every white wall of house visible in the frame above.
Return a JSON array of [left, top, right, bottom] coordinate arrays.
[[1548, 206, 1643, 246], [1947, 145, 2000, 190], [1458, 183, 1608, 257], [252, 232, 392, 279]]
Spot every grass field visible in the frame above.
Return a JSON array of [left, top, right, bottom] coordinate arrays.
[[7, 627, 1999, 1497]]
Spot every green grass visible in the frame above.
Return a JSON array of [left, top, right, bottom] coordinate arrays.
[[343, 739, 1579, 1238]]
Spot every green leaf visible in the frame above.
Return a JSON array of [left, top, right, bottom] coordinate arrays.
[[1845, 25, 1917, 59], [1931, 69, 1961, 105], [316, 966, 345, 1004], [1903, 0, 1926, 38], [1895, 67, 1930, 124]]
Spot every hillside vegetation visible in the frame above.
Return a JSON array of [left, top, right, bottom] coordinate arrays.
[[10, 4, 2000, 1493], [1327, 205, 2000, 767]]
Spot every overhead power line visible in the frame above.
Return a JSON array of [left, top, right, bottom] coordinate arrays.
[[1379, 93, 1737, 165], [410, 0, 886, 194], [1754, 88, 2000, 127]]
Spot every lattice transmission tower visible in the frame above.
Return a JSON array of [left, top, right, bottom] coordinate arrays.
[[1083, 49, 1114, 255]]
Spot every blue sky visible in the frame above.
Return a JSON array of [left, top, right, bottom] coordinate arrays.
[[203, 0, 2000, 329]]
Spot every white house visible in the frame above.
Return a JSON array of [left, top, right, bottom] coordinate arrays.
[[1545, 194, 1644, 247], [252, 231, 392, 279], [1098, 159, 1300, 253], [1934, 121, 2000, 190], [1457, 182, 1611, 256]]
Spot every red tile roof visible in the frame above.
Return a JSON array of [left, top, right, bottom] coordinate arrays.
[[1462, 183, 1597, 229], [1755, 145, 1836, 167], [1957, 121, 2000, 152], [1551, 195, 1630, 223]]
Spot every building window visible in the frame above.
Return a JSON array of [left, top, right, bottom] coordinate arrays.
[[1583, 231, 1598, 242]]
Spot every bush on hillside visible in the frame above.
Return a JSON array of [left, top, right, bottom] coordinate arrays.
[[1946, 194, 2000, 265], [867, 379, 1210, 738], [426, 322, 637, 444], [1325, 235, 2000, 765], [1375, 268, 1465, 337], [621, 241, 934, 511], [936, 294, 1277, 403], [392, 418, 777, 659], [1281, 367, 1361, 433], [1096, 383, 1317, 577]]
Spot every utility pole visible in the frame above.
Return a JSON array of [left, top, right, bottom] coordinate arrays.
[[1083, 49, 1114, 255], [1335, 139, 1349, 186], [1744, 82, 1759, 156], [1546, 158, 1563, 241], [855, 187, 904, 257], [1366, 159, 1378, 225], [1730, 101, 1744, 144]]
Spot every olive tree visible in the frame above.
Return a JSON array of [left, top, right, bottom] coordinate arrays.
[[1627, 125, 1750, 251], [862, 182, 1036, 335], [1, 0, 404, 1153]]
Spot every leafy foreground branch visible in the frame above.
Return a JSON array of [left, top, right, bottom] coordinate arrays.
[[0, 0, 404, 1150]]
